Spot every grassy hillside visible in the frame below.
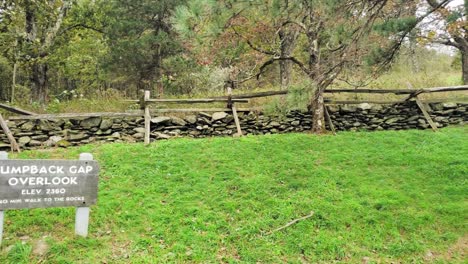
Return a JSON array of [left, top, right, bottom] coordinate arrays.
[[0, 127, 467, 263]]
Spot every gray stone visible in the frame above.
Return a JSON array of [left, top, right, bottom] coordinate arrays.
[[165, 126, 185, 130], [357, 103, 372, 111], [18, 136, 31, 145], [430, 103, 444, 111], [168, 130, 181, 136], [370, 118, 384, 123], [151, 116, 171, 124], [291, 121, 300, 126], [29, 140, 43, 147], [38, 120, 55, 131], [199, 112, 212, 119], [54, 119, 65, 128], [153, 132, 171, 139], [212, 112, 228, 121], [455, 107, 466, 113], [327, 105, 339, 113], [111, 132, 121, 138], [224, 115, 234, 124], [121, 135, 135, 142], [189, 130, 201, 136], [32, 135, 49, 141], [100, 119, 113, 130], [111, 124, 122, 129], [63, 121, 73, 129], [222, 129, 233, 135], [407, 115, 420, 122], [96, 129, 112, 135], [133, 127, 146, 133], [171, 116, 187, 126], [269, 121, 281, 127], [441, 109, 455, 115], [442, 102, 458, 109], [80, 117, 102, 128], [20, 121, 35, 130], [32, 238, 49, 256], [49, 136, 63, 144], [135, 118, 145, 124], [68, 133, 89, 141], [384, 117, 401, 124], [198, 117, 211, 125], [185, 115, 197, 124], [57, 140, 71, 148], [133, 133, 144, 139], [340, 105, 357, 113]]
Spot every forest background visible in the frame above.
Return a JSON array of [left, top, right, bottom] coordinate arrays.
[[0, 0, 465, 121]]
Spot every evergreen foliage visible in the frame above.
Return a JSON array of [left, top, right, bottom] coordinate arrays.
[[0, 0, 463, 109]]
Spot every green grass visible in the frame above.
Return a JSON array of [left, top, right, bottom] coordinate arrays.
[[0, 127, 467, 263]]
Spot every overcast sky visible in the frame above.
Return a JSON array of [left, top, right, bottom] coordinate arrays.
[[449, 0, 464, 7], [421, 0, 464, 55]]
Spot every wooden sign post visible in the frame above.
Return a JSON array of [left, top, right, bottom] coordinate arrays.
[[0, 152, 99, 245]]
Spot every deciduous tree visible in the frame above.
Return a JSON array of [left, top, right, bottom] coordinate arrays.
[[424, 0, 467, 84]]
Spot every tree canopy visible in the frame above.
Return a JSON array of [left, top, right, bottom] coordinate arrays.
[[0, 0, 461, 130]]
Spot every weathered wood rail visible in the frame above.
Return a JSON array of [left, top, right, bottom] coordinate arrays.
[[1, 85, 467, 149], [210, 85, 468, 99], [0, 104, 34, 152], [0, 104, 36, 116], [139, 90, 250, 144]]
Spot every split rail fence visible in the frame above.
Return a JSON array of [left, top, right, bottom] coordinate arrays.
[[0, 85, 467, 151]]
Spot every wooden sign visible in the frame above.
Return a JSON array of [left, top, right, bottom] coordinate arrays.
[[0, 160, 99, 209], [0, 152, 99, 244]]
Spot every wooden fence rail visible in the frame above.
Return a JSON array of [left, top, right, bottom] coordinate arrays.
[[140, 90, 249, 144], [210, 85, 468, 99], [0, 104, 36, 116], [146, 98, 249, 103], [2, 85, 467, 149]]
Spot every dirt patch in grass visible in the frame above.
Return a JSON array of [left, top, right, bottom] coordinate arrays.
[[425, 235, 467, 262]]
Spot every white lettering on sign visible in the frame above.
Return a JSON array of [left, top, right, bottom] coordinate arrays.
[[8, 177, 78, 186], [0, 158, 99, 210], [0, 166, 66, 174], [69, 166, 93, 174], [21, 189, 42, 195]]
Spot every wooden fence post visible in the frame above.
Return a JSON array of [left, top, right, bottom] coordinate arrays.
[[0, 151, 7, 246], [227, 86, 243, 136], [144, 90, 151, 145], [415, 96, 438, 132], [323, 105, 336, 135], [75, 153, 93, 237], [0, 113, 20, 153]]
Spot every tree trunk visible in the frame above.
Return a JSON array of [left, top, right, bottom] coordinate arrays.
[[11, 62, 17, 103], [31, 63, 48, 105], [310, 88, 325, 133], [462, 48, 468, 85], [279, 29, 298, 89]]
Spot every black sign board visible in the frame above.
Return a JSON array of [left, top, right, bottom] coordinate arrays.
[[0, 159, 99, 209]]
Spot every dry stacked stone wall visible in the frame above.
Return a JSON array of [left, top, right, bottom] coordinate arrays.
[[1, 102, 465, 150]]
